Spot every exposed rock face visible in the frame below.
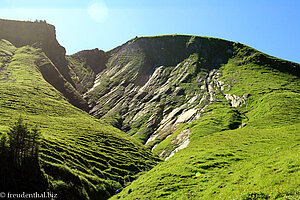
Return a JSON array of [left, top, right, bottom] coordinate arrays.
[[164, 129, 191, 160], [144, 68, 225, 153], [0, 19, 89, 111], [78, 36, 237, 151], [224, 93, 248, 108]]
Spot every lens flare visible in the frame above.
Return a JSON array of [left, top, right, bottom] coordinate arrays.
[[87, 1, 108, 22]]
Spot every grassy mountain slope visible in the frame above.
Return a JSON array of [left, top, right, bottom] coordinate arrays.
[[112, 126, 299, 199], [71, 35, 298, 158], [110, 39, 300, 199], [0, 39, 158, 199], [0, 18, 299, 199], [0, 19, 89, 111]]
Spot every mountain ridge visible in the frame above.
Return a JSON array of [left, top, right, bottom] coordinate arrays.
[[69, 34, 298, 149]]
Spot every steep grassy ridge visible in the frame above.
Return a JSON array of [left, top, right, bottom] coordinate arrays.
[[0, 19, 72, 84], [110, 40, 300, 199], [0, 19, 89, 111], [0, 39, 158, 199]]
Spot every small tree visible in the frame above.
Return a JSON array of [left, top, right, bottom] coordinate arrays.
[[0, 117, 47, 193], [6, 117, 41, 167]]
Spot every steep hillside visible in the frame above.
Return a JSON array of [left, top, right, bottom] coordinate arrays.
[[67, 35, 299, 199], [73, 36, 236, 145], [66, 48, 107, 95], [0, 39, 159, 199], [0, 19, 89, 111], [110, 42, 300, 199], [72, 35, 298, 153]]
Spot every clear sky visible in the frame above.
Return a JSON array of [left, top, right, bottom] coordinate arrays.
[[0, 0, 299, 63]]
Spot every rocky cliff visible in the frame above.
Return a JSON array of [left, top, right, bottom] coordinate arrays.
[[85, 36, 235, 146], [0, 19, 89, 111]]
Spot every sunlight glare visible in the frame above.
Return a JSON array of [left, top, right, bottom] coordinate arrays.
[[87, 1, 108, 22]]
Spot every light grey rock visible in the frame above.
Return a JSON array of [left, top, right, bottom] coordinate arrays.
[[225, 93, 247, 107], [175, 109, 198, 124], [165, 129, 191, 160]]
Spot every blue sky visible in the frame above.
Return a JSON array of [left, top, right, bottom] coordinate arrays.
[[0, 0, 299, 63]]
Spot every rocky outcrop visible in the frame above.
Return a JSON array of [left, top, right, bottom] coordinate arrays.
[[224, 93, 248, 108], [79, 36, 237, 149], [0, 19, 89, 111], [164, 129, 191, 160], [145, 68, 225, 151]]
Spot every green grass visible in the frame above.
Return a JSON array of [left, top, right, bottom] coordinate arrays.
[[110, 43, 300, 200], [0, 40, 158, 199], [112, 125, 299, 200]]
